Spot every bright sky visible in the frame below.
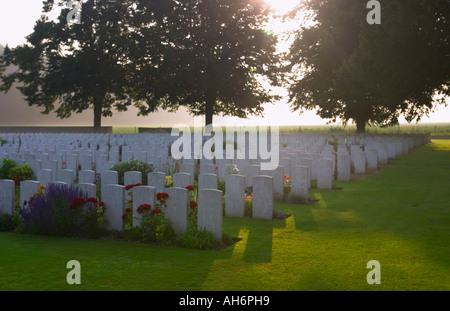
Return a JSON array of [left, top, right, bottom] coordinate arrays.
[[0, 0, 448, 127]]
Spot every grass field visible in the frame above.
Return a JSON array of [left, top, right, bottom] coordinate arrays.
[[0, 140, 449, 291]]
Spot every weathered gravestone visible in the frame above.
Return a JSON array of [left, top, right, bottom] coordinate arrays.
[[252, 175, 273, 220], [132, 185, 156, 227], [0, 180, 15, 216], [101, 184, 125, 231], [198, 189, 223, 241], [225, 174, 245, 218], [165, 187, 189, 233]]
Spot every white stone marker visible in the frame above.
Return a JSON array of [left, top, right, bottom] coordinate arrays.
[[173, 172, 192, 188], [102, 184, 125, 231], [252, 175, 273, 220], [148, 172, 166, 194], [165, 187, 189, 233], [179, 163, 195, 185], [0, 180, 15, 216], [245, 164, 260, 188], [124, 171, 142, 186], [200, 163, 216, 175], [79, 170, 96, 184], [132, 185, 156, 227], [352, 150, 366, 174], [225, 174, 245, 218], [262, 165, 284, 199], [39, 169, 53, 186], [76, 183, 97, 199], [198, 189, 223, 241], [101, 170, 119, 185], [366, 148, 378, 169], [198, 173, 218, 189], [317, 159, 333, 189], [57, 169, 75, 185], [20, 180, 41, 210], [337, 153, 351, 182], [291, 166, 309, 200]]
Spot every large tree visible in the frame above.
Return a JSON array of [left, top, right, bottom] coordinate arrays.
[[0, 0, 162, 128], [133, 0, 283, 125], [286, 0, 449, 133]]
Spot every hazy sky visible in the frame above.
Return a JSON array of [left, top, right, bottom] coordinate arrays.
[[0, 0, 448, 127]]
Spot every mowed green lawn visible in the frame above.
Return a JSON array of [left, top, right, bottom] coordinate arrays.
[[1, 140, 449, 291]]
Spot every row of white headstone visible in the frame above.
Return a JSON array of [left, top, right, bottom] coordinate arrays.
[[0, 132, 430, 241]]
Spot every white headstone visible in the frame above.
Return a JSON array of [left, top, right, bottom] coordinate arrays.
[[252, 175, 273, 220], [225, 174, 245, 218], [0, 180, 15, 216], [198, 189, 223, 241], [165, 187, 189, 233]]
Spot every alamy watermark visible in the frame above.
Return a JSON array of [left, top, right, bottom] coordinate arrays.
[[170, 123, 280, 171], [66, 0, 83, 25], [67, 1, 381, 26], [367, 0, 381, 24]]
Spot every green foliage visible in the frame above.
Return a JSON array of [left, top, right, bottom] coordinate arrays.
[[132, 0, 282, 125], [0, 137, 7, 146], [178, 225, 219, 250], [0, 214, 19, 232], [0, 158, 15, 179], [110, 159, 153, 185], [286, 0, 449, 132], [8, 164, 34, 182]]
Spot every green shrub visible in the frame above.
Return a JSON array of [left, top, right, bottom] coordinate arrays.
[[110, 159, 153, 185], [178, 226, 219, 250], [0, 158, 15, 179], [8, 164, 34, 182], [0, 137, 7, 146], [0, 214, 19, 232]]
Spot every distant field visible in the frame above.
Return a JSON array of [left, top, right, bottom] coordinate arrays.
[[113, 123, 450, 135]]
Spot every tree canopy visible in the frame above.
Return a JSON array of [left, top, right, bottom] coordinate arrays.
[[1, 0, 150, 128], [133, 0, 283, 125], [1, 0, 282, 127], [286, 0, 450, 132]]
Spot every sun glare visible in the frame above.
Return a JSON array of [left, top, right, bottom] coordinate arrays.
[[264, 0, 300, 14]]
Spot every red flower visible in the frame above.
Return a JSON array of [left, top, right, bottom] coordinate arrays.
[[125, 183, 143, 191], [159, 199, 165, 204], [70, 198, 86, 210], [87, 197, 98, 204], [62, 161, 66, 165], [23, 200, 27, 206], [122, 214, 127, 221], [185, 185, 195, 191], [11, 178, 19, 184], [190, 201, 198, 209], [125, 207, 131, 213], [98, 201, 105, 207], [215, 166, 218, 169], [156, 192, 169, 201], [151, 208, 162, 215], [137, 204, 151, 214]]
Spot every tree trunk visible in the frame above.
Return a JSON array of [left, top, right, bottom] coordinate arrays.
[[93, 100, 102, 128], [356, 120, 366, 133], [205, 92, 215, 126]]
